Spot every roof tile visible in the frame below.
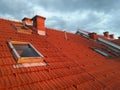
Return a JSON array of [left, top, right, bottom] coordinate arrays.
[[0, 17, 120, 89]]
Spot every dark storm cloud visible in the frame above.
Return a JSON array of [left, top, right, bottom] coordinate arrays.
[[33, 0, 120, 37], [0, 0, 120, 38], [46, 11, 103, 32], [34, 0, 120, 12], [46, 16, 67, 30], [0, 0, 33, 19], [46, 0, 120, 37]]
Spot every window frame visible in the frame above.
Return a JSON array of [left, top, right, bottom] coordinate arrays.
[[11, 23, 33, 34], [8, 41, 44, 63], [92, 47, 108, 57]]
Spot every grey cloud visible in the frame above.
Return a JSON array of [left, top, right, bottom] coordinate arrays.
[[46, 11, 100, 32], [0, 0, 120, 38], [33, 0, 120, 13], [46, 16, 67, 30], [32, 0, 120, 38], [105, 10, 120, 35], [0, 0, 33, 19]]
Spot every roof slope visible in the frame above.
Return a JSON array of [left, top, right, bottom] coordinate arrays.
[[112, 39, 120, 46], [0, 18, 120, 90]]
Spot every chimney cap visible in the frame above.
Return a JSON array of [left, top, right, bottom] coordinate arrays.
[[103, 31, 109, 37], [32, 15, 46, 20], [22, 17, 32, 21], [89, 32, 98, 40], [92, 32, 97, 34], [109, 34, 114, 39], [88, 32, 97, 35], [103, 31, 109, 34]]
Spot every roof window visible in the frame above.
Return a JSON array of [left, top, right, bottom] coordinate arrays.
[[92, 48, 108, 57], [12, 23, 32, 34], [8, 41, 44, 63]]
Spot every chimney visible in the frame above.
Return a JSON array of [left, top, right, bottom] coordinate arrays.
[[89, 32, 98, 40], [22, 17, 33, 26], [32, 15, 46, 35], [109, 34, 114, 39], [103, 31, 109, 38]]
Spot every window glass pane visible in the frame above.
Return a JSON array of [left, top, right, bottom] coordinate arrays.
[[93, 48, 108, 57], [13, 44, 40, 57]]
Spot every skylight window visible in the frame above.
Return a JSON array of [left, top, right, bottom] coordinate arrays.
[[8, 41, 44, 63], [15, 26, 29, 30], [92, 48, 108, 57], [13, 44, 40, 57], [98, 38, 120, 51], [12, 23, 32, 34]]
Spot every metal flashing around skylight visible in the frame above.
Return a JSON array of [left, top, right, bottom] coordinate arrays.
[[8, 41, 44, 63], [13, 62, 47, 68], [78, 30, 89, 38], [98, 38, 120, 51], [92, 48, 108, 57]]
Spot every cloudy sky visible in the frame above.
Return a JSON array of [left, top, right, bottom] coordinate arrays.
[[0, 0, 120, 38]]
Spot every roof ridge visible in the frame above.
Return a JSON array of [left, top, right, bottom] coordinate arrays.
[[0, 17, 21, 23]]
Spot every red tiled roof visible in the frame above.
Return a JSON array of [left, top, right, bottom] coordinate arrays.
[[0, 17, 120, 90], [112, 39, 120, 46]]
